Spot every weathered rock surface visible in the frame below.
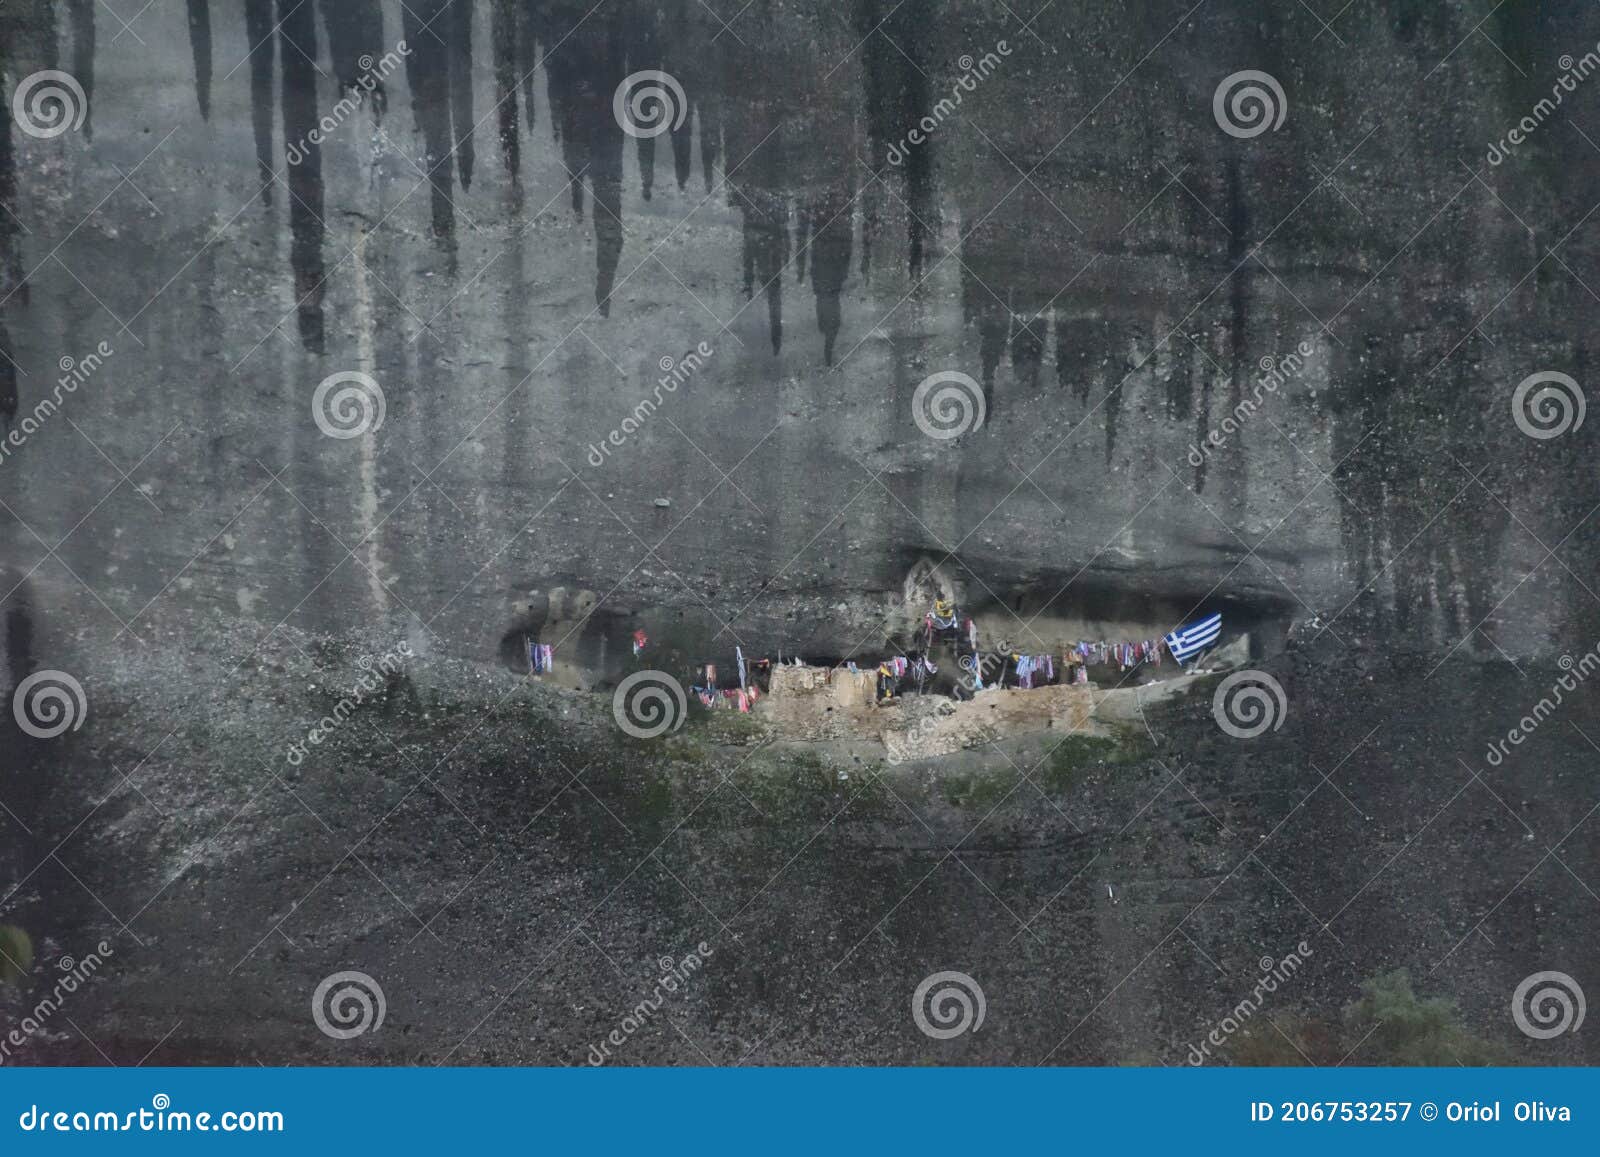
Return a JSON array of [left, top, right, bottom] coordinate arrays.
[[2, 0, 1597, 1065]]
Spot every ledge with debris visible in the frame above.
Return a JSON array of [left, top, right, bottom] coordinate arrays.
[[747, 661, 1212, 761]]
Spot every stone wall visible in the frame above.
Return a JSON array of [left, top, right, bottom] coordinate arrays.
[[882, 684, 1102, 763], [761, 662, 1108, 758], [762, 664, 879, 740]]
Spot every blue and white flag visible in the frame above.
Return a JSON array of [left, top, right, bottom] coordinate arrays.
[[1164, 613, 1222, 665]]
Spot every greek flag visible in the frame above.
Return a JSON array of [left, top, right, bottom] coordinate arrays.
[[1164, 613, 1222, 665]]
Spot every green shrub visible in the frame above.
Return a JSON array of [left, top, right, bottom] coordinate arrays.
[[0, 925, 34, 985], [1342, 969, 1505, 1066]]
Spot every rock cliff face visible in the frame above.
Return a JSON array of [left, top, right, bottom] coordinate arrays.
[[3, 0, 1596, 667], [1, 1, 1596, 1065]]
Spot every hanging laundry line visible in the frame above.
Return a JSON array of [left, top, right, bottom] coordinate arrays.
[[1065, 637, 1167, 671], [1013, 653, 1056, 689], [659, 616, 1206, 710], [691, 685, 762, 711]]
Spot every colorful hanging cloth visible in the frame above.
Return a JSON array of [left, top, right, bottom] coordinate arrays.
[[527, 641, 554, 674]]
